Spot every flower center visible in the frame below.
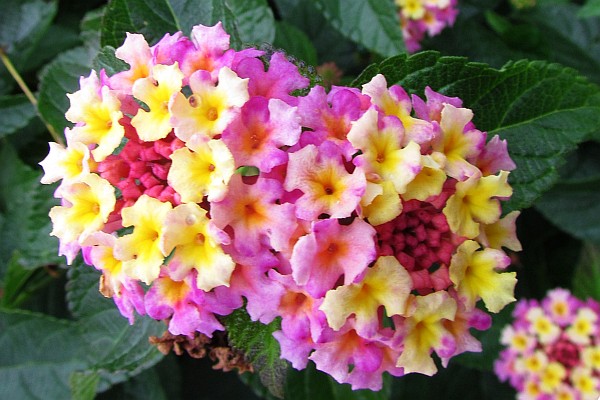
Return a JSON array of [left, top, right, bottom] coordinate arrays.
[[547, 337, 580, 369]]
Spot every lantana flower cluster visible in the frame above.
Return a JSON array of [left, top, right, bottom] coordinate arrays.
[[41, 22, 520, 390], [495, 289, 600, 399], [395, 0, 459, 52]]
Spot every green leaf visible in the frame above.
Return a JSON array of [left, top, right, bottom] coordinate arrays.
[[38, 46, 95, 136], [284, 363, 392, 400], [223, 308, 288, 399], [0, 254, 52, 308], [0, 143, 61, 273], [0, 309, 88, 400], [572, 243, 600, 301], [81, 6, 107, 49], [65, 259, 114, 319], [226, 0, 276, 45], [101, 0, 242, 49], [168, 0, 241, 47], [273, 21, 318, 66], [70, 371, 101, 400], [314, 0, 405, 57], [352, 52, 600, 211], [100, 0, 179, 49], [520, 4, 600, 85], [65, 259, 165, 391], [579, 0, 600, 17], [0, 0, 57, 67], [93, 46, 130, 76], [0, 95, 36, 138], [535, 142, 600, 242]]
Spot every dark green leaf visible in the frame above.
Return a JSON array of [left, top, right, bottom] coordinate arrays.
[[81, 7, 107, 49], [0, 309, 87, 400], [0, 254, 50, 308], [226, 0, 276, 45], [0, 95, 36, 138], [535, 142, 600, 242], [579, 0, 600, 17], [273, 21, 318, 66], [283, 362, 391, 400], [0, 0, 57, 68], [93, 46, 130, 76], [38, 46, 95, 136], [70, 371, 101, 400], [101, 0, 242, 50], [0, 143, 61, 272], [391, 362, 513, 400], [65, 259, 114, 319], [521, 4, 600, 85], [572, 243, 600, 301], [96, 367, 170, 400], [66, 260, 165, 391], [314, 0, 404, 57], [223, 308, 288, 399], [27, 23, 83, 72], [352, 52, 600, 211], [100, 0, 179, 49]]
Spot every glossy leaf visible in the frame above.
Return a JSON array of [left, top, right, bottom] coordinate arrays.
[[314, 0, 404, 57], [285, 363, 391, 400], [66, 260, 165, 392], [0, 95, 36, 138], [0, 0, 57, 68], [535, 142, 600, 242], [579, 0, 600, 17], [0, 309, 87, 399], [273, 21, 318, 66], [222, 0, 276, 45], [101, 0, 242, 49], [352, 52, 600, 212], [0, 144, 61, 273]]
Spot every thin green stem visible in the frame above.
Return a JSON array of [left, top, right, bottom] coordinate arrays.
[[0, 48, 64, 145]]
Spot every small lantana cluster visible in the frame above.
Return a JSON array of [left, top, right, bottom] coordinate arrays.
[[395, 0, 459, 52], [41, 22, 520, 390], [495, 289, 600, 399]]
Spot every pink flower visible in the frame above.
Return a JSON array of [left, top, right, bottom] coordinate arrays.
[[145, 268, 232, 337], [290, 218, 376, 298], [235, 52, 309, 106], [285, 141, 366, 220], [222, 96, 301, 173]]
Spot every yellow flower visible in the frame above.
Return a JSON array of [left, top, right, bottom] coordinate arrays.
[[449, 240, 516, 312], [66, 72, 124, 161], [114, 195, 172, 284], [39, 138, 95, 184], [131, 63, 184, 141], [167, 137, 234, 203], [160, 203, 235, 291], [49, 174, 115, 245], [360, 181, 402, 226], [396, 291, 457, 375], [320, 256, 412, 336], [443, 171, 512, 239]]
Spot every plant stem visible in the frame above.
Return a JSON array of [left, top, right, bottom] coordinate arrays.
[[0, 48, 65, 145]]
